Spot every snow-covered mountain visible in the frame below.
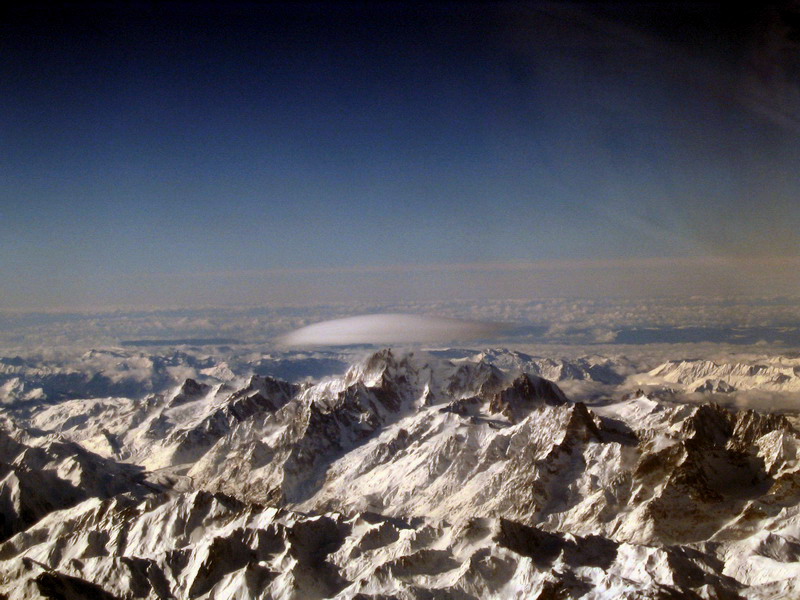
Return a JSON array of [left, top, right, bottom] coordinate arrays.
[[644, 357, 800, 393], [0, 414, 159, 543], [0, 348, 352, 407], [0, 348, 799, 598], [429, 348, 628, 384]]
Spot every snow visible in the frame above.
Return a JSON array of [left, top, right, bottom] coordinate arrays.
[[0, 347, 799, 598]]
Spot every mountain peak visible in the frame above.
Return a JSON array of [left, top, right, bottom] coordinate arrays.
[[489, 373, 569, 423]]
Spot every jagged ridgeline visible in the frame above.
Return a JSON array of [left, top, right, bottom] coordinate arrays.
[[0, 348, 799, 599]]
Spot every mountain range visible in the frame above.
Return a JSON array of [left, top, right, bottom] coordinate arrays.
[[0, 347, 799, 598]]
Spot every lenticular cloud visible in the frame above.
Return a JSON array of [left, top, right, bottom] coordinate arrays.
[[280, 313, 503, 346]]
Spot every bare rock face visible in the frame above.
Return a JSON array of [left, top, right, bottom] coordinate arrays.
[[489, 373, 568, 422], [168, 378, 210, 407], [1, 348, 800, 599]]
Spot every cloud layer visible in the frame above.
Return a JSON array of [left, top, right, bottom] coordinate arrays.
[[280, 313, 505, 346]]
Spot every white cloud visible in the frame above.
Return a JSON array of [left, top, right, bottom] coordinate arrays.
[[280, 314, 506, 346]]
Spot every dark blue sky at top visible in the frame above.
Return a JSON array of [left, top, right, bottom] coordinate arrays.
[[2, 2, 799, 307]]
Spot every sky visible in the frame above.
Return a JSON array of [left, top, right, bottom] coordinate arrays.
[[2, 2, 799, 309]]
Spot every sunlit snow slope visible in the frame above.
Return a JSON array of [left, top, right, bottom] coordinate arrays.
[[0, 348, 799, 599]]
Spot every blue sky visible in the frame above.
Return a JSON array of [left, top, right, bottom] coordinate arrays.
[[2, 3, 799, 308]]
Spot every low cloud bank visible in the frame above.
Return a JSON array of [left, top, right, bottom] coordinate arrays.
[[681, 389, 800, 414], [280, 313, 506, 346]]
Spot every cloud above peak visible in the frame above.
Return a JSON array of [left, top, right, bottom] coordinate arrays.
[[279, 313, 505, 346]]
